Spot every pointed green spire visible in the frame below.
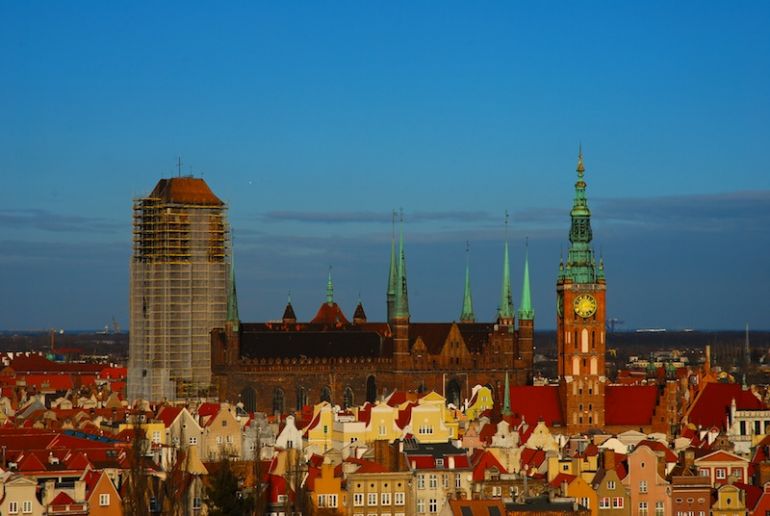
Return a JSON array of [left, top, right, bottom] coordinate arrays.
[[387, 210, 397, 322], [564, 146, 598, 284], [393, 211, 410, 320], [326, 266, 334, 305], [460, 242, 475, 323], [502, 371, 511, 416], [518, 240, 534, 321], [498, 212, 514, 322], [227, 249, 239, 332]]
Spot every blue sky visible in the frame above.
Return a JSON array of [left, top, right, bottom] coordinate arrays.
[[1, 2, 768, 330]]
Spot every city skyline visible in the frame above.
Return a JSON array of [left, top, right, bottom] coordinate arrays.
[[1, 3, 768, 330]]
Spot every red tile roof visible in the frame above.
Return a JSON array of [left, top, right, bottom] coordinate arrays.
[[687, 383, 765, 429], [636, 440, 678, 462], [50, 492, 77, 505], [156, 406, 184, 428], [508, 386, 563, 426], [549, 472, 577, 488], [470, 450, 508, 481], [605, 385, 658, 426], [148, 177, 223, 206], [309, 302, 350, 326]]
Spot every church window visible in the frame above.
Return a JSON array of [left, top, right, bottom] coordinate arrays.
[[344, 386, 354, 409], [367, 376, 377, 403], [273, 387, 285, 414], [590, 357, 598, 375], [241, 386, 257, 413], [581, 329, 588, 353], [321, 385, 332, 403], [591, 331, 595, 348], [296, 386, 307, 410]]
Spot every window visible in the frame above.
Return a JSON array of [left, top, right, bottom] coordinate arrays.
[[354, 493, 364, 506], [99, 494, 110, 506], [417, 474, 425, 489], [368, 493, 377, 506], [417, 498, 425, 513], [435, 458, 444, 468], [607, 480, 616, 490], [429, 498, 438, 513], [613, 497, 624, 508], [152, 431, 161, 443], [328, 494, 338, 508], [216, 436, 223, 444], [222, 419, 227, 427], [429, 474, 437, 488], [699, 468, 709, 477], [579, 497, 590, 509], [379, 424, 387, 436], [562, 464, 570, 471], [394, 492, 405, 506], [286, 439, 294, 449], [21, 501, 31, 514], [655, 501, 664, 516], [599, 497, 610, 509], [492, 486, 502, 497], [443, 474, 448, 488], [193, 497, 201, 509], [639, 501, 648, 516], [640, 480, 648, 493], [381, 493, 391, 505], [716, 468, 726, 480], [189, 436, 198, 445], [318, 494, 326, 507], [9, 502, 18, 514], [455, 473, 462, 488]]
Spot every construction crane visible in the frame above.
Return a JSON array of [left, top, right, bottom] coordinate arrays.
[[607, 317, 625, 333]]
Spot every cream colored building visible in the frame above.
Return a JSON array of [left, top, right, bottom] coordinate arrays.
[[0, 474, 46, 516]]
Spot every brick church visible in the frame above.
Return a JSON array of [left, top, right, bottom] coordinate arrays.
[[211, 150, 667, 434], [211, 213, 537, 414]]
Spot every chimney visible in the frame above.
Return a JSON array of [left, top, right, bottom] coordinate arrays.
[[603, 449, 616, 471]]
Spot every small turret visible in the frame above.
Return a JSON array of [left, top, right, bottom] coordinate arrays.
[[497, 213, 514, 326], [353, 296, 367, 325], [282, 292, 297, 325]]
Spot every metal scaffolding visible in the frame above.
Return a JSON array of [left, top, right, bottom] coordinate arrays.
[[127, 179, 229, 402]]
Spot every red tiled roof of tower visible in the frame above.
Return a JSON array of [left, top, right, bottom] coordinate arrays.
[[605, 385, 658, 425], [310, 302, 350, 326], [508, 385, 563, 426], [148, 177, 224, 206], [687, 382, 765, 429]]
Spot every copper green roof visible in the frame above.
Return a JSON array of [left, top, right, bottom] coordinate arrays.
[[498, 240, 514, 321], [518, 244, 534, 321], [460, 243, 475, 323], [393, 222, 410, 320], [563, 147, 600, 284]]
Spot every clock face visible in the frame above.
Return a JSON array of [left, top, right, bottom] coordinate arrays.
[[557, 294, 564, 317], [573, 294, 597, 318]]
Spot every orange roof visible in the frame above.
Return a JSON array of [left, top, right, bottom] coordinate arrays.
[[148, 177, 223, 205]]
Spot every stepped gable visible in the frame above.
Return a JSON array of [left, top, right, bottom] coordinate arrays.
[[508, 385, 563, 427], [149, 177, 223, 206], [605, 385, 658, 426], [409, 323, 452, 354], [687, 382, 765, 429]]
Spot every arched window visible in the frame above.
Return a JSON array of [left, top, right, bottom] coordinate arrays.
[[272, 387, 284, 415], [240, 386, 257, 413], [446, 379, 461, 407], [296, 386, 307, 410], [320, 385, 332, 403], [343, 386, 354, 409], [366, 375, 377, 403], [581, 329, 589, 353]]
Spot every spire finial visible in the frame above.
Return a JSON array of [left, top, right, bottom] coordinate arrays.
[[577, 144, 585, 175], [287, 290, 292, 304], [326, 266, 334, 305], [498, 213, 514, 323], [394, 213, 410, 320], [518, 239, 534, 321]]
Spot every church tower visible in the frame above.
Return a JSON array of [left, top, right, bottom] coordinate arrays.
[[392, 216, 411, 371], [557, 148, 607, 432]]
